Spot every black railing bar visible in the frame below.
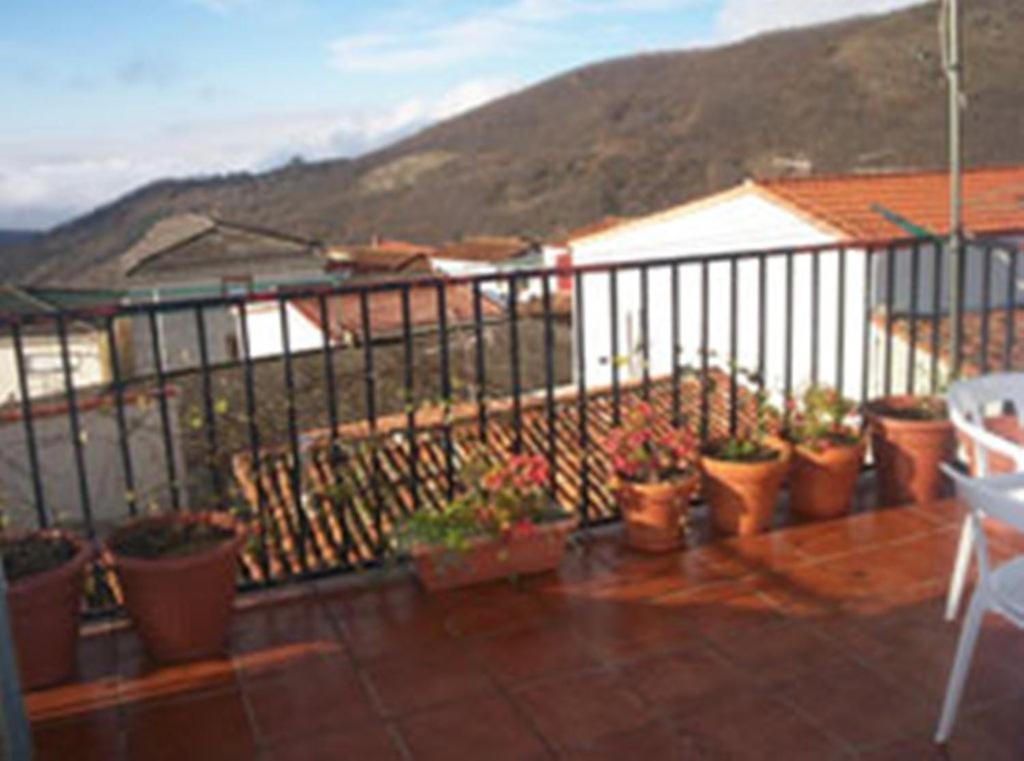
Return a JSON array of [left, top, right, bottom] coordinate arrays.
[[699, 261, 710, 440], [400, 285, 420, 513], [435, 281, 455, 498], [930, 243, 943, 393], [278, 295, 313, 572], [56, 314, 95, 536], [507, 274, 523, 453], [979, 246, 992, 374], [907, 243, 920, 394], [640, 264, 651, 401], [670, 262, 681, 427], [728, 257, 739, 435], [1005, 248, 1019, 371], [836, 248, 846, 396], [358, 289, 385, 557], [236, 300, 272, 582], [193, 305, 224, 505], [883, 245, 896, 398], [10, 324, 48, 527], [609, 266, 621, 425], [146, 308, 181, 510], [574, 270, 590, 530], [541, 275, 558, 498], [472, 281, 488, 443], [103, 316, 138, 515], [810, 251, 820, 384], [757, 253, 767, 395], [783, 252, 794, 406], [860, 248, 875, 409]]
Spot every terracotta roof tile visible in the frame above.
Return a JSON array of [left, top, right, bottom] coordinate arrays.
[[432, 237, 536, 263], [757, 165, 1024, 240]]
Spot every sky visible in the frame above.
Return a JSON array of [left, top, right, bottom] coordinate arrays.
[[0, 0, 923, 230]]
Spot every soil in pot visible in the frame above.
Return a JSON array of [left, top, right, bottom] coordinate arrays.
[[412, 513, 575, 592], [789, 439, 865, 520], [2, 532, 90, 690], [867, 396, 955, 507], [109, 514, 242, 663], [701, 438, 791, 536], [616, 471, 699, 553]]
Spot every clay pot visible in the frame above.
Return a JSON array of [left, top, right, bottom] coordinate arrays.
[[616, 471, 700, 553], [789, 440, 866, 520], [109, 513, 243, 663], [867, 396, 956, 507], [411, 514, 575, 592], [5, 532, 90, 691], [701, 438, 791, 536], [961, 414, 1024, 476]]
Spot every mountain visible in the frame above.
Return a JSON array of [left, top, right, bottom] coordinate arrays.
[[13, 0, 1024, 286]]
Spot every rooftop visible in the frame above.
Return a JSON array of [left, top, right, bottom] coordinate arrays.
[[757, 165, 1024, 241], [27, 498, 1024, 760]]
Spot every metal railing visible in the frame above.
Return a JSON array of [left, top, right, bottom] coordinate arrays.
[[1, 235, 1020, 603]]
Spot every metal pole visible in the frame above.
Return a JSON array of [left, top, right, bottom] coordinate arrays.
[[0, 563, 32, 760], [944, 0, 965, 378]]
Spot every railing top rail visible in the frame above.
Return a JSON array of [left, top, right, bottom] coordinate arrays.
[[0, 233, 944, 325]]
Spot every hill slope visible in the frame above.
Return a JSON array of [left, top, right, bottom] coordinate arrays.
[[11, 0, 1024, 286]]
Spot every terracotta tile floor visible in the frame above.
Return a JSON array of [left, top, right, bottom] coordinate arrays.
[[26, 498, 1024, 760]]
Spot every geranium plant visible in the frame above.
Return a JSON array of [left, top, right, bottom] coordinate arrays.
[[398, 454, 565, 555], [783, 385, 860, 451], [603, 402, 698, 483], [702, 368, 781, 462]]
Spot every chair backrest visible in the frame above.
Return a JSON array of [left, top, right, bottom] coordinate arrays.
[[948, 374, 1024, 475]]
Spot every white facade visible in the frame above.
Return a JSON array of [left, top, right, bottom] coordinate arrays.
[[569, 185, 875, 402], [239, 300, 326, 359], [0, 329, 108, 404]]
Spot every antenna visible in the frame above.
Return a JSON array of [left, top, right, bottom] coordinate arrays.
[[941, 0, 965, 378]]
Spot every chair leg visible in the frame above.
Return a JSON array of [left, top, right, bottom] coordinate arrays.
[[945, 517, 975, 622], [935, 587, 987, 744]]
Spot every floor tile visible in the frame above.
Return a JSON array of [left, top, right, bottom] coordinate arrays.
[[122, 689, 255, 761], [32, 709, 121, 761], [363, 648, 495, 716], [267, 721, 405, 761], [512, 669, 649, 749], [472, 622, 601, 685], [398, 694, 550, 760]]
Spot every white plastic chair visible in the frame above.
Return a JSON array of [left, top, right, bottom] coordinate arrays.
[[945, 374, 1024, 621], [936, 466, 1024, 743]]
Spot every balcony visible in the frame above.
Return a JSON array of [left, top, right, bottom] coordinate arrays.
[[26, 500, 1024, 760], [4, 238, 1024, 759]]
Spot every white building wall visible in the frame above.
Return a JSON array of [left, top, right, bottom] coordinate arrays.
[[242, 301, 325, 359], [0, 330, 107, 404], [569, 190, 872, 403]]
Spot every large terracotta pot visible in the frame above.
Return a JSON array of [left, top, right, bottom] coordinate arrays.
[[961, 414, 1024, 476], [700, 438, 791, 536], [616, 472, 700, 553], [789, 440, 866, 520], [5, 532, 90, 690], [109, 513, 243, 663], [867, 396, 955, 507], [411, 514, 575, 592]]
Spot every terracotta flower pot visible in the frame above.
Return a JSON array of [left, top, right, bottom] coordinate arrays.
[[616, 471, 699, 553], [701, 438, 791, 536], [109, 513, 243, 663], [411, 514, 575, 592], [961, 414, 1024, 476], [867, 396, 955, 507], [5, 532, 90, 691], [789, 440, 866, 520]]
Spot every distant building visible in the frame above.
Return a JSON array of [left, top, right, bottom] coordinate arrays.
[[567, 165, 1024, 399]]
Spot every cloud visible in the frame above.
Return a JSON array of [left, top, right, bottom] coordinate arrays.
[[329, 0, 692, 72], [714, 0, 923, 40], [0, 77, 519, 230]]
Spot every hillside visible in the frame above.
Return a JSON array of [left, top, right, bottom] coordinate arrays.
[[8, 0, 1024, 286]]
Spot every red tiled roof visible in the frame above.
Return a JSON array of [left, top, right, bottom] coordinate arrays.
[[882, 309, 1024, 378], [432, 237, 536, 263], [756, 165, 1024, 240], [326, 244, 434, 274], [293, 283, 502, 340], [230, 372, 769, 578]]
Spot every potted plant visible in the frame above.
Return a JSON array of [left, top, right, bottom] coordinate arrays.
[[604, 402, 700, 553], [399, 454, 574, 592], [866, 395, 955, 506], [107, 511, 243, 662], [700, 377, 790, 536], [783, 386, 865, 520], [1, 530, 90, 690]]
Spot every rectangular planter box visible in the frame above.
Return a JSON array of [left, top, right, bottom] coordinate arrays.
[[410, 515, 576, 592]]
